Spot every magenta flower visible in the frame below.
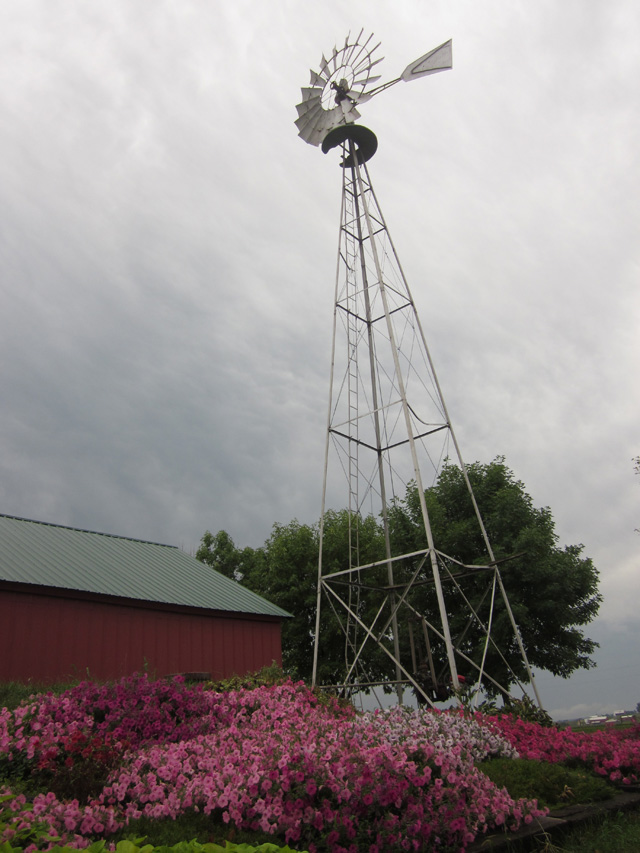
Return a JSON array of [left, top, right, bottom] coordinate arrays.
[[1, 676, 553, 852]]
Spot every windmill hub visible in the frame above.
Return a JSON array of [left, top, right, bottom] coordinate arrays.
[[330, 79, 351, 104]]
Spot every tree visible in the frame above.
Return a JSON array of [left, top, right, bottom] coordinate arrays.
[[197, 512, 384, 680], [388, 459, 601, 695], [196, 530, 248, 580], [197, 458, 601, 697]]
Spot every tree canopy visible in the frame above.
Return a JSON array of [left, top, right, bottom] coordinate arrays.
[[387, 460, 601, 692], [197, 511, 384, 681], [197, 458, 601, 700]]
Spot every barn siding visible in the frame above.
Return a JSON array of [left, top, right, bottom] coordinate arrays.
[[0, 587, 282, 683]]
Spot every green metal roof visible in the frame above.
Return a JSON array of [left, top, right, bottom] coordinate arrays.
[[0, 514, 289, 619]]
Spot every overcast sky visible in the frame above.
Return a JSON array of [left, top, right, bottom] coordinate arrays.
[[1, 0, 638, 719]]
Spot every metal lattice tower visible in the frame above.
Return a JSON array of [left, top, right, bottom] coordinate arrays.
[[296, 32, 542, 708]]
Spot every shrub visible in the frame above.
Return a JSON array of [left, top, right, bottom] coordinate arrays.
[[208, 663, 289, 693]]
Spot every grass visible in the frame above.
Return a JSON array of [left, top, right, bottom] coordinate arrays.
[[553, 810, 640, 852], [479, 758, 617, 810], [500, 810, 640, 852], [0, 680, 78, 711]]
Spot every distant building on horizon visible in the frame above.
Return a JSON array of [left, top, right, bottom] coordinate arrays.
[[0, 513, 289, 683]]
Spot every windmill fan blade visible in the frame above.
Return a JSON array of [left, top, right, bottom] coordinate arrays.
[[353, 74, 381, 89], [342, 32, 359, 67], [297, 115, 326, 145], [295, 102, 324, 133], [296, 99, 339, 146], [357, 54, 384, 74], [401, 39, 452, 81], [299, 87, 322, 104], [330, 45, 340, 73], [308, 111, 337, 146], [350, 33, 378, 71], [295, 90, 322, 117], [296, 98, 320, 118], [298, 123, 322, 146], [349, 74, 382, 103]]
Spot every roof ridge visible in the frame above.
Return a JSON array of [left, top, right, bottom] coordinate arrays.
[[0, 513, 177, 549]]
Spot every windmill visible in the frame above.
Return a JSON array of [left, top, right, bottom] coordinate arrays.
[[296, 31, 541, 709]]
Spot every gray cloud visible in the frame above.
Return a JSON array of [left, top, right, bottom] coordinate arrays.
[[0, 1, 638, 713]]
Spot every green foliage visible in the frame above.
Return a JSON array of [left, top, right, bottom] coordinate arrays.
[[470, 809, 640, 853], [197, 511, 387, 684], [0, 681, 78, 713], [206, 665, 352, 717], [389, 458, 601, 697], [208, 663, 288, 693], [105, 816, 307, 853], [472, 693, 555, 727], [0, 792, 61, 850], [554, 810, 640, 853], [0, 744, 35, 796], [0, 834, 307, 853], [479, 758, 616, 810], [196, 531, 254, 582]]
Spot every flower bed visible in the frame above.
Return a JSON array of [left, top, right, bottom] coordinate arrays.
[[485, 713, 640, 785], [1, 675, 549, 852]]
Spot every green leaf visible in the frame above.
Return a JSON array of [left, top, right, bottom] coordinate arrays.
[[115, 841, 144, 853]]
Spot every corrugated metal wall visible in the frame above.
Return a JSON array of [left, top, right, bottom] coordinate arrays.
[[0, 587, 283, 683]]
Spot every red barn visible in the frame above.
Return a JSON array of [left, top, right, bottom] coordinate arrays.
[[0, 514, 289, 683]]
